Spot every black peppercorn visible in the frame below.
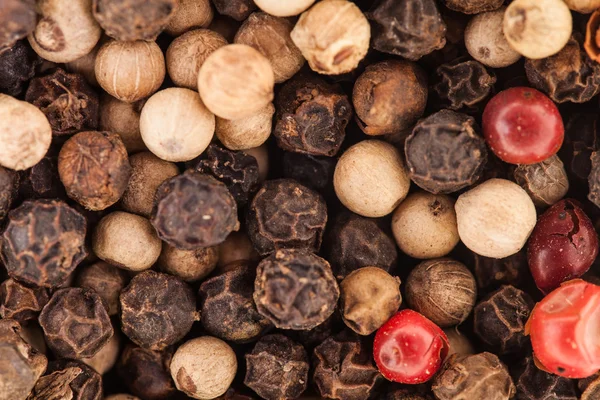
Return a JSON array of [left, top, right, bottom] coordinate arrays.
[[0, 165, 18, 222], [30, 359, 103, 400], [0, 0, 36, 52], [513, 356, 577, 400], [472, 250, 529, 292], [244, 334, 309, 400], [441, 0, 503, 14], [0, 278, 49, 322], [212, 0, 258, 21], [514, 155, 569, 208], [254, 249, 339, 330], [560, 111, 600, 183], [0, 40, 40, 97], [19, 143, 66, 200], [151, 171, 239, 249], [75, 261, 129, 316], [1, 199, 87, 288], [405, 109, 488, 194], [385, 388, 433, 400], [282, 151, 336, 194]]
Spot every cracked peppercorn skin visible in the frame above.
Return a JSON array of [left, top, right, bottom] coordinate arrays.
[[34, 359, 103, 400], [514, 356, 578, 400], [0, 278, 49, 322]]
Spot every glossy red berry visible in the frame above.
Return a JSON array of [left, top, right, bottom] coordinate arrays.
[[527, 279, 600, 379], [482, 87, 564, 165], [528, 199, 599, 294], [373, 309, 449, 384]]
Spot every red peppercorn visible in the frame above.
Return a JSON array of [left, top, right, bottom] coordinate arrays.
[[482, 87, 564, 165], [527, 279, 600, 379], [373, 309, 449, 384], [528, 199, 599, 294]]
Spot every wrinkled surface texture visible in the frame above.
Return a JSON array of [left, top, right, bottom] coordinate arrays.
[[433, 59, 496, 111], [117, 345, 176, 400], [0, 278, 49, 322], [0, 40, 40, 96], [589, 151, 600, 207], [30, 359, 102, 400], [514, 356, 577, 400], [514, 155, 569, 207], [0, 165, 17, 222], [473, 250, 529, 292], [443, 0, 503, 13]]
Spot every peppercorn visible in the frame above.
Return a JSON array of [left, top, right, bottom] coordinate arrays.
[[561, 111, 600, 183], [244, 334, 309, 399], [566, 0, 600, 12], [432, 353, 516, 400], [472, 250, 529, 292], [444, 328, 475, 360], [254, 0, 315, 16], [385, 389, 433, 400], [0, 0, 36, 52], [81, 330, 121, 375], [212, 0, 257, 21], [313, 330, 384, 400], [0, 166, 18, 222], [369, 0, 447, 61], [0, 278, 49, 322], [245, 145, 270, 182], [18, 143, 65, 200], [254, 249, 339, 330], [581, 373, 600, 400], [30, 359, 103, 400], [0, 40, 40, 97], [443, 0, 503, 14], [65, 41, 101, 88], [2, 199, 87, 288], [20, 323, 47, 357], [589, 151, 600, 208], [216, 103, 275, 151], [75, 261, 128, 316], [514, 154, 569, 207], [120, 270, 198, 351], [465, 9, 521, 68], [513, 356, 578, 400], [274, 73, 351, 156], [217, 232, 259, 269], [585, 10, 600, 62], [281, 152, 336, 194], [99, 95, 146, 154], [165, 0, 213, 36], [158, 243, 218, 283]]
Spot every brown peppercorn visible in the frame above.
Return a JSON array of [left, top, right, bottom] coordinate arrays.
[[120, 271, 198, 351], [58, 131, 132, 211], [81, 329, 120, 374], [75, 261, 128, 316], [385, 389, 433, 400], [39, 287, 113, 359], [216, 103, 275, 151], [217, 232, 259, 269], [561, 111, 600, 183], [0, 319, 47, 400], [65, 41, 101, 88], [0, 40, 41, 97], [405, 109, 488, 194], [165, 0, 213, 36], [406, 258, 477, 328], [244, 334, 309, 400], [282, 152, 337, 193], [442, 0, 503, 14], [1, 199, 87, 288], [92, 0, 178, 41], [212, 0, 257, 21], [151, 171, 239, 249], [199, 262, 273, 342], [0, 165, 18, 223], [30, 359, 103, 400], [369, 0, 447, 61], [0, 278, 49, 322], [432, 353, 516, 400], [274, 73, 351, 156], [472, 250, 529, 292], [514, 154, 569, 207], [247, 179, 327, 256], [18, 143, 65, 200], [444, 328, 475, 360], [117, 344, 177, 400], [589, 151, 600, 208], [313, 331, 384, 400], [254, 249, 339, 330], [0, 0, 36, 52], [514, 356, 578, 400], [585, 10, 600, 62], [353, 60, 427, 136], [99, 95, 146, 154], [158, 243, 218, 283]]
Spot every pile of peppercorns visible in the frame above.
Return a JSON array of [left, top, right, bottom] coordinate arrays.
[[3, 0, 600, 399]]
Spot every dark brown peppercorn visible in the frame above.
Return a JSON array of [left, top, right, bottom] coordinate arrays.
[[385, 388, 433, 400], [353, 60, 428, 136], [0, 278, 49, 322], [120, 270, 198, 351], [117, 344, 177, 400], [0, 0, 36, 52], [1, 199, 87, 288], [30, 359, 102, 400], [92, 0, 179, 41], [75, 261, 129, 316], [0, 165, 18, 222], [274, 74, 351, 157], [369, 0, 447, 61], [39, 287, 113, 359], [325, 212, 397, 280], [514, 155, 569, 208], [198, 262, 273, 343], [244, 334, 309, 400], [442, 0, 503, 14], [58, 131, 132, 211], [313, 331, 384, 400], [472, 250, 529, 292], [151, 171, 239, 249], [254, 249, 339, 330], [247, 179, 327, 256], [282, 152, 337, 192], [19, 144, 66, 200], [560, 111, 599, 183], [513, 356, 577, 400], [405, 109, 488, 194], [0, 40, 41, 97], [212, 0, 257, 21], [589, 151, 600, 209], [473, 285, 534, 355], [25, 68, 100, 136]]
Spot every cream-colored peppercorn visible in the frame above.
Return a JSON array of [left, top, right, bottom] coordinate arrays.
[[392, 192, 459, 259], [235, 12, 305, 83], [165, 0, 214, 36], [503, 0, 572, 59], [95, 40, 166, 103], [244, 145, 269, 182], [81, 330, 120, 374], [167, 29, 227, 90], [28, 0, 102, 63], [217, 231, 259, 269], [456, 178, 537, 259], [157, 243, 219, 283], [92, 211, 162, 272], [121, 152, 179, 217], [564, 0, 600, 13], [198, 44, 275, 120], [170, 336, 237, 400], [340, 267, 401, 336], [254, 0, 316, 16], [215, 103, 274, 150], [465, 8, 521, 68], [140, 88, 215, 162], [334, 140, 411, 218], [99, 95, 146, 153], [291, 0, 370, 75], [0, 95, 52, 171]]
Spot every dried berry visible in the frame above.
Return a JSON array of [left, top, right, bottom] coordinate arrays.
[[0, 0, 36, 51], [514, 154, 569, 207], [313, 331, 384, 400], [0, 40, 40, 97], [75, 261, 129, 316], [117, 345, 177, 400], [589, 151, 600, 208], [442, 0, 503, 14], [25, 68, 100, 136], [1, 199, 87, 288], [0, 278, 49, 322], [19, 144, 65, 200], [274, 74, 351, 157], [369, 0, 447, 61], [325, 212, 397, 280], [212, 0, 257, 21], [244, 334, 309, 400], [0, 165, 18, 222], [405, 109, 488, 194], [560, 111, 600, 182], [514, 356, 578, 400], [581, 373, 600, 400], [254, 249, 339, 330], [30, 359, 102, 400], [199, 262, 273, 343], [120, 271, 197, 351], [282, 152, 336, 192], [247, 179, 327, 256], [39, 287, 113, 359], [151, 171, 239, 250], [472, 250, 529, 292]]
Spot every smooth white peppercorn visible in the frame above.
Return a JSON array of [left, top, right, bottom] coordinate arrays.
[[254, 0, 316, 16]]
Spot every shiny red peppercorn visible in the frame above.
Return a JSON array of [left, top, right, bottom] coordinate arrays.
[[373, 309, 449, 384], [528, 199, 599, 294], [482, 87, 564, 165], [527, 279, 600, 379]]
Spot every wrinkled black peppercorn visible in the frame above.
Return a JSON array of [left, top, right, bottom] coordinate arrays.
[[514, 155, 569, 208], [211, 0, 257, 21], [513, 356, 577, 400], [282, 152, 337, 193], [30, 359, 103, 400], [0, 278, 49, 322], [19, 145, 66, 200], [0, 40, 40, 96], [442, 0, 503, 14]]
